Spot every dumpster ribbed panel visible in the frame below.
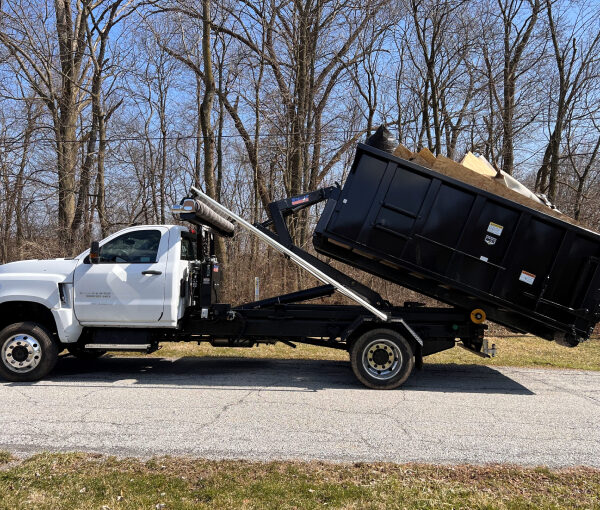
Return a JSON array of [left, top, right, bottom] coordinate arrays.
[[314, 144, 600, 342]]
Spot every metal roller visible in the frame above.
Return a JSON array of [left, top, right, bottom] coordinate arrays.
[[172, 198, 235, 237]]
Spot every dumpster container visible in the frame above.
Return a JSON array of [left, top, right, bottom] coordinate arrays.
[[313, 143, 600, 344]]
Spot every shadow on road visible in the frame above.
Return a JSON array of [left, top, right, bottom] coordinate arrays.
[[409, 363, 534, 395], [10, 355, 534, 395]]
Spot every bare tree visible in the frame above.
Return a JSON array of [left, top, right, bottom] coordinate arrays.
[[0, 0, 136, 245], [158, 0, 387, 242], [73, 0, 133, 241], [2, 0, 600, 301], [0, 94, 40, 262], [407, 0, 465, 154], [565, 129, 600, 221], [496, 0, 541, 175], [0, 0, 90, 241], [535, 0, 600, 202]]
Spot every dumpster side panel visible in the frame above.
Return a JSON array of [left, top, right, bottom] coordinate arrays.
[[314, 144, 600, 341], [326, 154, 387, 241]]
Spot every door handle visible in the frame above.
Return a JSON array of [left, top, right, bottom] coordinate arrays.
[[142, 270, 162, 275]]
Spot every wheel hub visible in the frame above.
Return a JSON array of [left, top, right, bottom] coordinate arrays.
[[1, 334, 42, 373], [362, 339, 402, 380], [369, 343, 394, 370], [11, 345, 29, 362]]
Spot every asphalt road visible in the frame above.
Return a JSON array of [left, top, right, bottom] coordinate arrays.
[[0, 355, 599, 467]]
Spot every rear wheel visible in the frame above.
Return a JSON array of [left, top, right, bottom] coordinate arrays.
[[350, 328, 414, 389], [0, 322, 59, 382]]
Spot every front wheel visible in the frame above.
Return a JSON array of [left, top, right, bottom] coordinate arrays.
[[0, 322, 59, 382], [350, 328, 414, 390]]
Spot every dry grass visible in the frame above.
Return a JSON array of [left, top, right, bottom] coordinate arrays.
[[117, 336, 600, 372], [0, 452, 14, 466], [427, 335, 600, 371], [144, 341, 349, 361], [0, 452, 598, 510]]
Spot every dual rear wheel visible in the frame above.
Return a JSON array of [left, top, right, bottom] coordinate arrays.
[[350, 328, 415, 390]]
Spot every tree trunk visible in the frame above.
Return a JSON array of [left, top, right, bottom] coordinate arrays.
[[97, 110, 109, 237], [199, 0, 226, 267], [194, 75, 203, 187], [498, 0, 540, 176], [501, 64, 515, 175], [54, 0, 87, 242]]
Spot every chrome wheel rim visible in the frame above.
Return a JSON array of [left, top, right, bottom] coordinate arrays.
[[1, 334, 42, 373], [362, 339, 402, 381]]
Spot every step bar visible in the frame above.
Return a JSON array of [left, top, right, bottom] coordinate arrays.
[[84, 344, 151, 351]]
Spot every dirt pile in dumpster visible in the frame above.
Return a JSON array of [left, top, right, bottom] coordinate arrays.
[[391, 144, 577, 225]]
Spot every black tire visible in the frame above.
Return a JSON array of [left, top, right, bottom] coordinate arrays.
[[67, 345, 107, 360], [350, 328, 414, 390], [0, 322, 59, 382]]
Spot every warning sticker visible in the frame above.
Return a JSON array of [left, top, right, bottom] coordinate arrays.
[[519, 270, 536, 285], [480, 256, 489, 262], [485, 235, 497, 246], [487, 222, 504, 236]]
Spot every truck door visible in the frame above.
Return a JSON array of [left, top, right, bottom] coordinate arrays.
[[73, 227, 169, 324]]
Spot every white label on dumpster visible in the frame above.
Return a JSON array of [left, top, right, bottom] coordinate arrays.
[[487, 222, 504, 236], [485, 235, 497, 246], [519, 270, 536, 285], [480, 256, 489, 262]]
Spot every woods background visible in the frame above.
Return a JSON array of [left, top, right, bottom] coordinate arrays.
[[1, 0, 600, 304]]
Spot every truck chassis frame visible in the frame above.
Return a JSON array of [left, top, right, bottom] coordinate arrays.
[[151, 186, 487, 388]]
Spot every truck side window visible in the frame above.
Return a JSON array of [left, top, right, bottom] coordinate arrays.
[[99, 230, 162, 263], [180, 235, 197, 261]]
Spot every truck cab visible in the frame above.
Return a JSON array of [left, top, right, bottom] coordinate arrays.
[[73, 225, 192, 327], [0, 225, 216, 381]]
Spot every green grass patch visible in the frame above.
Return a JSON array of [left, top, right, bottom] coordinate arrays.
[[0, 451, 14, 466], [114, 336, 600, 371], [0, 452, 598, 509]]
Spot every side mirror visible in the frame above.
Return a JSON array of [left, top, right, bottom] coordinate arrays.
[[90, 241, 100, 264]]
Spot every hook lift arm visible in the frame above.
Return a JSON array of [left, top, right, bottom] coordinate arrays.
[[188, 185, 389, 321]]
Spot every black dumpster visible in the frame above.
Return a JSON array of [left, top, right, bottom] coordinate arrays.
[[314, 143, 600, 344]]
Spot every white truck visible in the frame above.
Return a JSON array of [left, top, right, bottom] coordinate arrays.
[[0, 224, 198, 378], [0, 186, 485, 389]]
